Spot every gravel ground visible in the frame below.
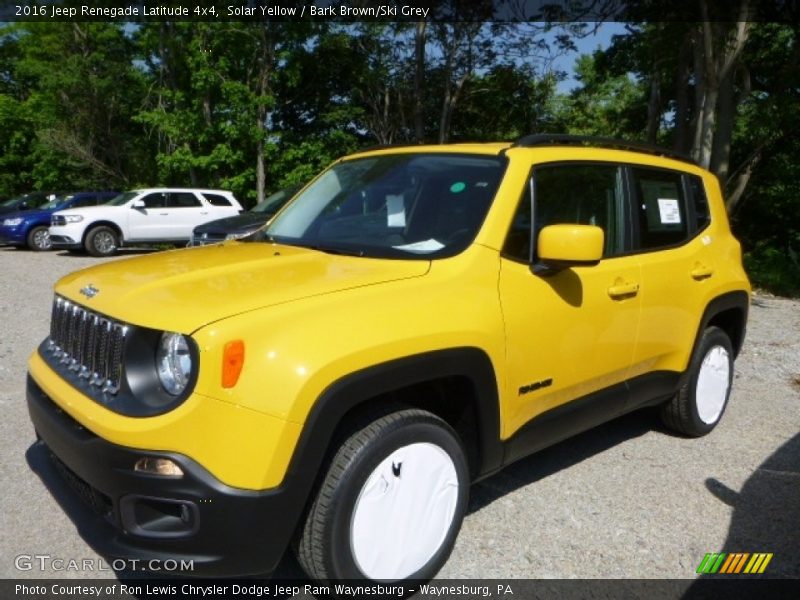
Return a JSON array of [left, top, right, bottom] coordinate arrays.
[[0, 245, 798, 585]]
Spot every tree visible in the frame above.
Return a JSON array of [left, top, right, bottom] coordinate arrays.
[[553, 52, 647, 138], [7, 22, 149, 189]]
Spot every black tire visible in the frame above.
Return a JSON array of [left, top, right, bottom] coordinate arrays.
[[295, 408, 469, 583], [84, 226, 119, 257], [660, 326, 734, 437], [26, 225, 52, 251]]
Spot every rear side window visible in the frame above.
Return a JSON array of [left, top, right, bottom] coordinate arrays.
[[169, 193, 201, 208], [203, 193, 233, 207], [631, 167, 688, 250]]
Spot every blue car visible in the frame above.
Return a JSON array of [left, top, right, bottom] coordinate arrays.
[[0, 191, 118, 250]]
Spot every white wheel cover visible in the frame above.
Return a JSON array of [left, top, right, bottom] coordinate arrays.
[[696, 345, 731, 424], [350, 442, 459, 581]]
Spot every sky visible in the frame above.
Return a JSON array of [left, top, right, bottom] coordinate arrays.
[[552, 21, 629, 92]]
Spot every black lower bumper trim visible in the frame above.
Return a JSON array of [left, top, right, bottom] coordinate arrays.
[[26, 374, 306, 577]]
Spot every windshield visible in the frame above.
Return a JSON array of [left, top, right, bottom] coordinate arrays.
[[264, 153, 506, 259], [42, 194, 74, 210], [0, 195, 25, 208], [107, 191, 140, 206], [252, 186, 299, 214]]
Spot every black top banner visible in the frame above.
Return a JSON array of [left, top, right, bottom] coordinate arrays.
[[1, 0, 799, 23]]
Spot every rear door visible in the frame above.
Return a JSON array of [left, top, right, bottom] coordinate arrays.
[[127, 191, 170, 241], [628, 167, 717, 382], [162, 192, 210, 239]]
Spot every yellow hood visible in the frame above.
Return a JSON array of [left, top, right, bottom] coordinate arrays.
[[55, 242, 430, 333]]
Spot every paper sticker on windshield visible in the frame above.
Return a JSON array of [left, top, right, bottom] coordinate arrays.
[[450, 182, 466, 194], [393, 239, 445, 254], [657, 198, 681, 224], [386, 194, 405, 228]]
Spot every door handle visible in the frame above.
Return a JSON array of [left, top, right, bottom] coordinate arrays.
[[159, 212, 169, 216], [607, 281, 639, 299], [200, 211, 208, 215], [691, 264, 714, 280]]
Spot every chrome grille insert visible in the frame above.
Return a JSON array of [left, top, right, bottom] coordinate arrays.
[[48, 296, 127, 395]]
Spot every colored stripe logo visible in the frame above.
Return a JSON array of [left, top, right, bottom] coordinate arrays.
[[696, 552, 773, 574]]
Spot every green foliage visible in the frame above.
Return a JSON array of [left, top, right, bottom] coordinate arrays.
[[552, 53, 647, 138], [744, 244, 800, 297], [0, 21, 797, 296]]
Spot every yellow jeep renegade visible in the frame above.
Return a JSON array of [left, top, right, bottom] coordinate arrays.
[[27, 135, 750, 581]]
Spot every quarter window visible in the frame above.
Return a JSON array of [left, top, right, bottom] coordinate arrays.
[[687, 175, 711, 232], [203, 193, 233, 207]]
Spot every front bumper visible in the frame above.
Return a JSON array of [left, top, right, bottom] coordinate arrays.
[[49, 224, 85, 249], [0, 227, 25, 246], [27, 375, 305, 576]]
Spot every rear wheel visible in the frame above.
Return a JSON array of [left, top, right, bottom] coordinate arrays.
[[85, 226, 119, 257], [295, 408, 469, 583], [26, 226, 51, 251], [660, 326, 734, 437]]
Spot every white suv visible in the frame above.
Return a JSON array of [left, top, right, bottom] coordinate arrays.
[[49, 188, 243, 256]]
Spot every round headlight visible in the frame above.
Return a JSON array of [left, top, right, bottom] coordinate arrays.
[[156, 332, 192, 396]]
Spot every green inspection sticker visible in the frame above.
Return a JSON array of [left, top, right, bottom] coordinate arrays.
[[450, 182, 466, 193]]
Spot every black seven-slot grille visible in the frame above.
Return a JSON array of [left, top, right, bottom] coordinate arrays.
[[47, 295, 127, 395]]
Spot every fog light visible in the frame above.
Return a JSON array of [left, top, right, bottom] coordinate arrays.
[[134, 457, 184, 477]]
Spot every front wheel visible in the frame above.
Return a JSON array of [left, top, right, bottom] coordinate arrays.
[[27, 225, 51, 251], [295, 408, 469, 583], [660, 326, 734, 437], [84, 226, 119, 257]]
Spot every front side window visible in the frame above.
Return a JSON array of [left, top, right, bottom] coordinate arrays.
[[265, 154, 506, 259], [140, 193, 167, 209], [42, 195, 73, 210], [503, 163, 625, 262]]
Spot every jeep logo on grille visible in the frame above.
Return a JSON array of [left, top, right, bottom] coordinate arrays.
[[79, 284, 100, 299]]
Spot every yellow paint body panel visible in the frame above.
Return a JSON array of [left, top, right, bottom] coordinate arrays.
[[32, 143, 750, 490], [28, 351, 300, 489]]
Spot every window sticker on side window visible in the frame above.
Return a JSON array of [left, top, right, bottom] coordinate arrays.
[[657, 198, 681, 224], [386, 195, 405, 227]]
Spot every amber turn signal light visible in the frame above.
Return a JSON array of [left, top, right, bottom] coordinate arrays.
[[222, 340, 245, 388]]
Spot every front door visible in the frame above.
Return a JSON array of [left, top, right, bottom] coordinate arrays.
[[498, 162, 641, 438], [127, 192, 171, 241]]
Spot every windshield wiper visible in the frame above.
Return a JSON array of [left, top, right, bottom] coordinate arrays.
[[297, 242, 365, 256], [260, 236, 365, 256]]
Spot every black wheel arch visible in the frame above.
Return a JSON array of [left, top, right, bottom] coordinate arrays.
[[283, 347, 503, 499], [694, 291, 749, 360]]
